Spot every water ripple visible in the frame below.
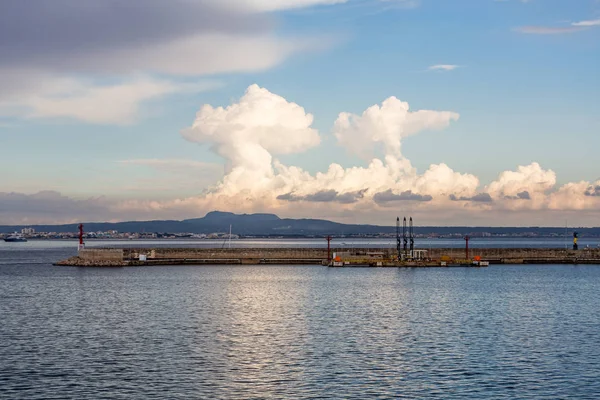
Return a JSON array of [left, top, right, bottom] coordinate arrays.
[[1, 248, 600, 398]]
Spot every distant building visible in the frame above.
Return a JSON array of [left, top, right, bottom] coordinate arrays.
[[21, 227, 35, 235]]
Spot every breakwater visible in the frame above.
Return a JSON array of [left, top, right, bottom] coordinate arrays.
[[54, 247, 600, 267]]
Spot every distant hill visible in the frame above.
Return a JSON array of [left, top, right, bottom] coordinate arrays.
[[1, 211, 599, 236], [0, 211, 388, 236]]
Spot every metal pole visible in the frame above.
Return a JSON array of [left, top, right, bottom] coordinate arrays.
[[396, 217, 401, 260]]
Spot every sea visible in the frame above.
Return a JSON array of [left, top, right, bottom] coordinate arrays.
[[1, 239, 600, 399]]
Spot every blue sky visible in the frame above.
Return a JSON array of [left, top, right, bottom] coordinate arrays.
[[0, 0, 599, 225]]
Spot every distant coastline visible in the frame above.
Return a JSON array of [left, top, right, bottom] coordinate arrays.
[[2, 211, 598, 238]]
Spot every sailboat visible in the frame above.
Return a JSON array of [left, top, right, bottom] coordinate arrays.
[[221, 225, 233, 249]]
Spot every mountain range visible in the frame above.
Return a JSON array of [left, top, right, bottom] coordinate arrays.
[[1, 211, 599, 237]]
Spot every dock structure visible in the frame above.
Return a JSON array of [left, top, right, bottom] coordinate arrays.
[[54, 247, 600, 267]]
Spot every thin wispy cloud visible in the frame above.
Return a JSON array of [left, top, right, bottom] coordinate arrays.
[[515, 17, 600, 34], [515, 26, 584, 34], [572, 18, 600, 27], [428, 64, 460, 71], [0, 78, 220, 125], [378, 0, 420, 9], [118, 159, 219, 169], [335, 0, 420, 17]]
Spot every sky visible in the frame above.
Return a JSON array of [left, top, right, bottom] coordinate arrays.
[[0, 0, 599, 226]]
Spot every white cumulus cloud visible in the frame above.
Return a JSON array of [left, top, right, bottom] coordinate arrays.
[[333, 96, 460, 159], [486, 162, 556, 209], [415, 163, 479, 198], [181, 84, 321, 192], [549, 180, 600, 211]]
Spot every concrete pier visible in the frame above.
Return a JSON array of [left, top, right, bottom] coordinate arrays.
[[54, 247, 600, 267]]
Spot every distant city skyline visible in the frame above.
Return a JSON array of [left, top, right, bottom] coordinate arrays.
[[1, 0, 599, 225]]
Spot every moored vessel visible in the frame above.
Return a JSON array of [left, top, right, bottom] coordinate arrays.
[[4, 234, 27, 243]]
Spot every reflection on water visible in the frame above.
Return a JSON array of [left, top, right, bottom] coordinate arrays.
[[1, 246, 600, 398]]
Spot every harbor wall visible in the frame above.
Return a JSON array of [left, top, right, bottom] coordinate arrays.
[[426, 247, 600, 260], [121, 247, 600, 261], [126, 248, 333, 260], [55, 246, 600, 267], [79, 249, 124, 261]]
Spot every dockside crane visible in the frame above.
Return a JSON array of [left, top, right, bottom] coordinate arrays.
[[403, 217, 408, 258]]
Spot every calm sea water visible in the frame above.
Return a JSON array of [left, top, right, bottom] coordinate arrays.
[[2, 243, 600, 399], [3, 236, 599, 251]]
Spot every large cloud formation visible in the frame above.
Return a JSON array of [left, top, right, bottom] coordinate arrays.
[[146, 85, 600, 225], [3, 85, 600, 226], [177, 85, 477, 207]]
